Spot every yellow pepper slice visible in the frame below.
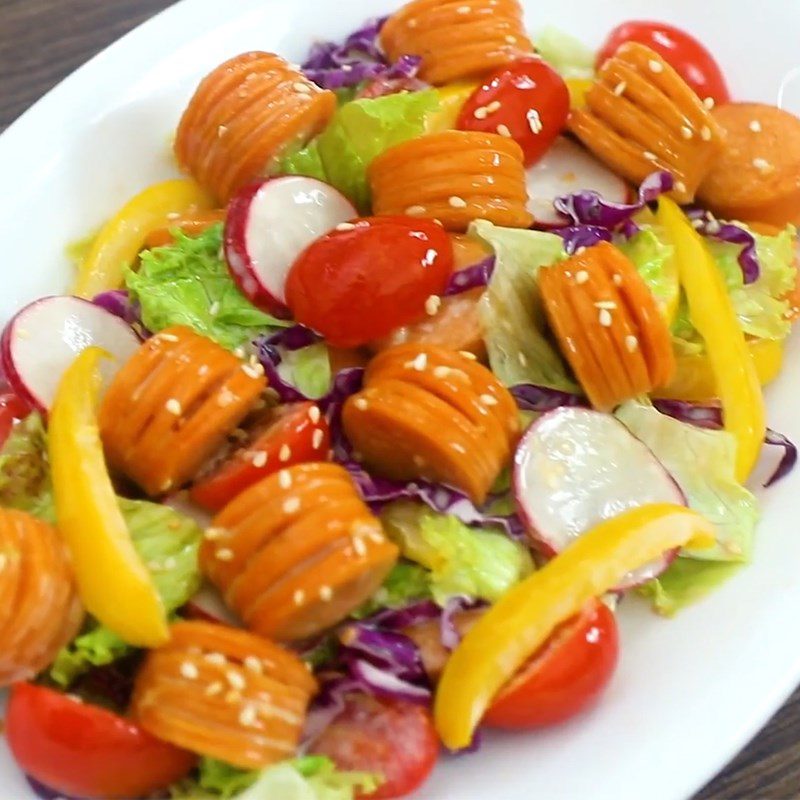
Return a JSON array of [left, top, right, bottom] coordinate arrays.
[[73, 178, 213, 298], [566, 77, 593, 109], [656, 198, 766, 481], [49, 347, 168, 647], [426, 82, 479, 132], [434, 503, 715, 749], [655, 337, 784, 402]]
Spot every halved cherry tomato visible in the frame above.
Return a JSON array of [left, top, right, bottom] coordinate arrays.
[[483, 598, 619, 729], [457, 58, 570, 167], [0, 391, 30, 447], [190, 401, 330, 511], [285, 217, 454, 348], [312, 694, 439, 799], [6, 683, 196, 800], [596, 21, 730, 105]]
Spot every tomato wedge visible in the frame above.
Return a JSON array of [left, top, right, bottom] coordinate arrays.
[[6, 683, 196, 800], [483, 599, 619, 729], [457, 58, 570, 167], [312, 694, 439, 799], [0, 391, 29, 448], [190, 401, 330, 511]]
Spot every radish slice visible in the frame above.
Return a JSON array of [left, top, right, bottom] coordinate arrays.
[[513, 408, 685, 588], [0, 296, 140, 413], [185, 583, 242, 627], [225, 176, 357, 316], [526, 137, 630, 226]]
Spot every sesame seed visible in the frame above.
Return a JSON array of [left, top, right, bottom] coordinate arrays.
[[448, 195, 468, 208], [319, 585, 333, 601], [158, 332, 179, 342], [242, 362, 264, 379], [233, 347, 246, 359], [199, 364, 209, 376], [294, 589, 305, 605], [205, 527, 226, 540], [204, 652, 227, 666], [613, 81, 627, 96], [648, 59, 663, 73], [216, 548, 234, 561], [749, 120, 762, 133], [239, 704, 259, 727], [405, 204, 426, 216], [218, 387, 236, 407], [251, 450, 268, 468], [643, 151, 658, 162], [433, 365, 451, 378], [408, 18, 418, 27], [474, 105, 489, 120], [226, 670, 245, 690], [485, 101, 501, 114], [526, 108, 543, 134], [700, 126, 712, 141], [309, 405, 321, 424], [209, 300, 220, 316], [278, 444, 291, 462], [354, 397, 369, 410], [675, 180, 687, 194], [205, 681, 223, 696], [496, 123, 512, 138], [612, 274, 623, 286], [451, 443, 467, 453], [283, 497, 300, 514], [180, 661, 199, 679], [165, 398, 182, 415], [598, 309, 613, 327], [480, 393, 498, 406], [411, 353, 427, 371], [352, 536, 367, 557], [753, 157, 773, 173], [625, 335, 639, 353], [505, 34, 517, 43], [244, 656, 263, 674], [518, 351, 528, 367], [217, 125, 228, 138], [594, 300, 617, 310], [312, 428, 324, 449], [459, 350, 477, 360], [278, 470, 292, 489], [703, 96, 715, 109], [680, 125, 693, 139], [425, 294, 441, 315], [224, 690, 241, 704], [166, 211, 181, 220], [456, 4, 471, 12], [293, 82, 312, 93], [336, 222, 356, 231], [575, 270, 589, 284]]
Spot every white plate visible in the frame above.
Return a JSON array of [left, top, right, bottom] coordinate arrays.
[[1, 1, 799, 798]]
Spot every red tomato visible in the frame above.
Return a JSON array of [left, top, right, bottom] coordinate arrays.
[[0, 392, 29, 447], [190, 401, 330, 511], [312, 694, 439, 799], [285, 217, 454, 348], [597, 21, 730, 105], [457, 58, 570, 167], [6, 683, 195, 799], [483, 599, 619, 729]]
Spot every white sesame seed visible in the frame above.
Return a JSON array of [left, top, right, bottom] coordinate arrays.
[[312, 428, 324, 449], [424, 294, 442, 316], [473, 106, 488, 120], [283, 496, 300, 514], [227, 670, 246, 690], [354, 397, 369, 410], [448, 195, 468, 209], [209, 300, 220, 316], [180, 661, 199, 679], [675, 180, 687, 194], [309, 405, 321, 424], [680, 125, 693, 139], [251, 450, 268, 468], [451, 443, 467, 453], [278, 470, 292, 490], [594, 300, 617, 310], [293, 82, 312, 93], [518, 351, 528, 367], [218, 387, 236, 407], [352, 536, 367, 557], [205, 527, 226, 541], [217, 125, 228, 138], [703, 96, 715, 109], [433, 365, 451, 379], [486, 101, 501, 114], [336, 222, 356, 231], [613, 81, 627, 97], [198, 364, 209, 376], [205, 681, 223, 696], [459, 350, 477, 360], [204, 652, 227, 666], [648, 59, 663, 73], [456, 4, 471, 11], [242, 362, 264, 379], [575, 270, 589, 285], [598, 309, 613, 327], [526, 108, 543, 134], [625, 335, 639, 353], [749, 120, 762, 133], [293, 589, 305, 605], [612, 274, 623, 286], [411, 353, 427, 371], [496, 123, 512, 138], [239, 704, 259, 727], [643, 151, 658, 162], [244, 656, 263, 674], [158, 332, 179, 343], [278, 443, 291, 462], [165, 398, 182, 415], [233, 347, 246, 359], [319, 585, 333, 601], [480, 393, 498, 406], [405, 205, 426, 216], [700, 126, 712, 141], [166, 211, 181, 221], [753, 157, 773, 173], [216, 548, 234, 561]]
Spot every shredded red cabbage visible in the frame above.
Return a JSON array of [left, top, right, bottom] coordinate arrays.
[[551, 225, 613, 255], [511, 383, 585, 412], [27, 777, 79, 800], [443, 256, 495, 296], [92, 290, 147, 337], [685, 207, 761, 284], [440, 595, 485, 651]]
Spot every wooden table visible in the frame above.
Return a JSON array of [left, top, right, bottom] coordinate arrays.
[[2, 0, 799, 797]]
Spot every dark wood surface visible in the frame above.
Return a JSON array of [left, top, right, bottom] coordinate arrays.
[[1, 0, 799, 797]]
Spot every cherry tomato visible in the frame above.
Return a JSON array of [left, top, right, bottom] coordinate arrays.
[[483, 599, 619, 729], [285, 216, 454, 348], [457, 58, 570, 167], [190, 401, 330, 511], [0, 391, 29, 447], [596, 21, 730, 105], [312, 694, 439, 799], [6, 683, 195, 799]]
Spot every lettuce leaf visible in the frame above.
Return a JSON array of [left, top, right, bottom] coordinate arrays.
[[616, 400, 759, 561], [279, 342, 332, 399], [126, 224, 287, 351], [381, 501, 533, 604], [352, 561, 432, 619], [534, 26, 595, 79], [473, 220, 577, 391], [280, 90, 439, 212], [0, 413, 54, 522]]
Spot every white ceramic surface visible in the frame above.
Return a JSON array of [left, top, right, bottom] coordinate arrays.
[[1, 1, 799, 798]]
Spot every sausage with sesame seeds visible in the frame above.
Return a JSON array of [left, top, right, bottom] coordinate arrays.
[[0, 509, 83, 686], [99, 326, 266, 497], [131, 621, 315, 770], [697, 103, 800, 227], [380, 0, 534, 86], [174, 52, 336, 204]]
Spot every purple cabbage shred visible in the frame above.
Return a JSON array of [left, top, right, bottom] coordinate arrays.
[[443, 255, 495, 296], [551, 225, 612, 255], [685, 207, 761, 284], [92, 290, 147, 337]]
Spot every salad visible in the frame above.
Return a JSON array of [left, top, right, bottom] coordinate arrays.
[[2, 2, 799, 798]]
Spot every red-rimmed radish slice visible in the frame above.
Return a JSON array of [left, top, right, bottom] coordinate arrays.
[[225, 176, 357, 316], [0, 296, 140, 414], [526, 137, 629, 226], [513, 407, 684, 588], [185, 583, 242, 627]]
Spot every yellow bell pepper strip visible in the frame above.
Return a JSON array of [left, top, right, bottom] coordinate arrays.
[[426, 82, 480, 132], [434, 503, 715, 750], [566, 77, 593, 109], [48, 347, 169, 647], [656, 198, 766, 481], [73, 178, 214, 298], [655, 337, 784, 402]]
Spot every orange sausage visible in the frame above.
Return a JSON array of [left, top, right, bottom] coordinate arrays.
[[698, 103, 800, 227], [380, 0, 534, 86], [174, 52, 336, 203], [201, 463, 398, 642], [568, 43, 724, 203], [538, 242, 675, 411], [369, 130, 533, 232], [100, 326, 267, 496], [131, 621, 316, 770], [143, 209, 227, 250], [343, 344, 519, 504], [0, 509, 83, 685]]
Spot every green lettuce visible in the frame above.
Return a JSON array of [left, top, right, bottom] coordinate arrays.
[[126, 224, 287, 351], [279, 342, 332, 399], [473, 220, 577, 391], [0, 413, 54, 522], [615, 227, 678, 320], [280, 90, 439, 212], [381, 501, 533, 604], [352, 561, 432, 619], [534, 26, 595, 79], [616, 400, 759, 562]]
